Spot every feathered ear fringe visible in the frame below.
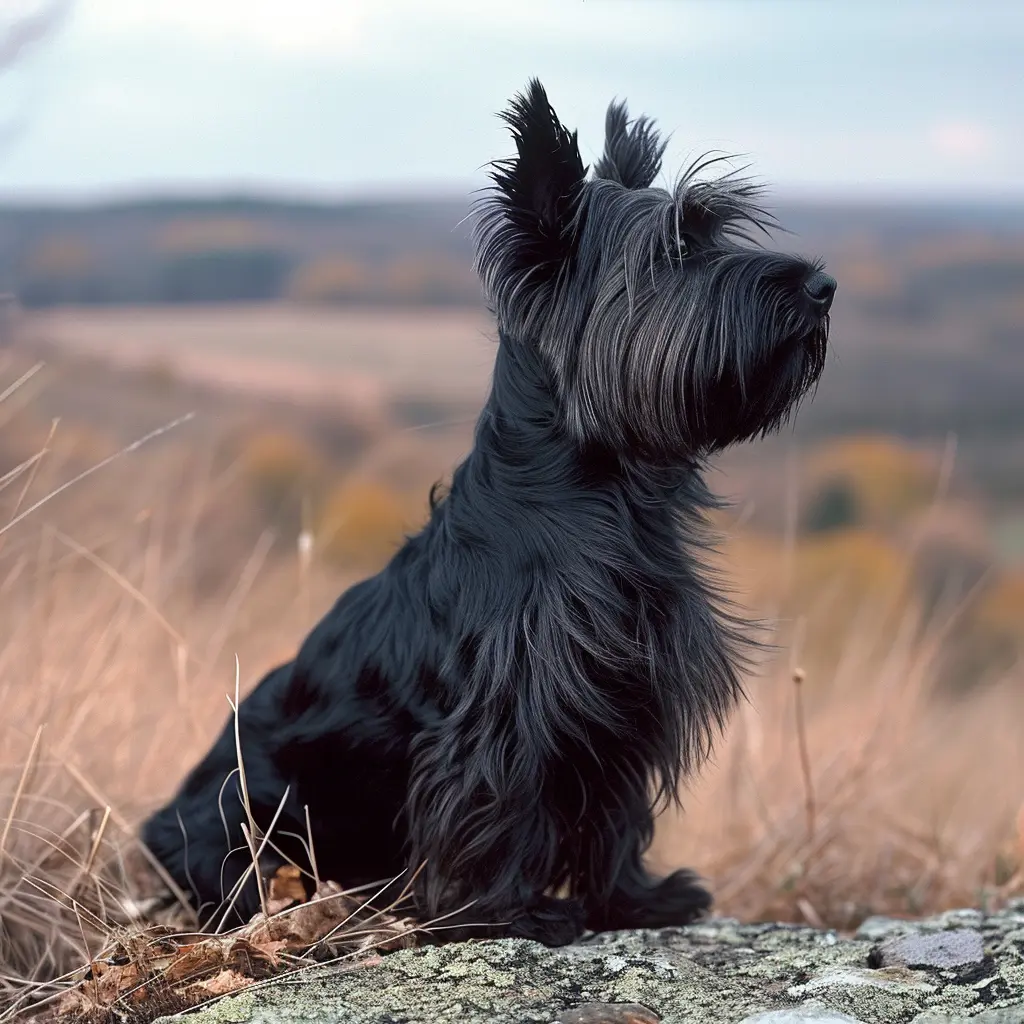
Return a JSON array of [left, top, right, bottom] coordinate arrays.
[[475, 79, 587, 292], [594, 99, 667, 190]]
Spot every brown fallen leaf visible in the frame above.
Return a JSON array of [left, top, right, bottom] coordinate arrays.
[[266, 864, 308, 914], [240, 879, 418, 953], [193, 968, 254, 997], [50, 877, 422, 1023]]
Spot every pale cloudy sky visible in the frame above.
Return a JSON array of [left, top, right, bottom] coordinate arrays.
[[1, 0, 1022, 201]]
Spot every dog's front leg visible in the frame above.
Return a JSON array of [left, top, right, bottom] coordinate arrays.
[[407, 736, 586, 946], [424, 859, 587, 946]]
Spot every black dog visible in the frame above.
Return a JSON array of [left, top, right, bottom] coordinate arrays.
[[142, 80, 834, 946]]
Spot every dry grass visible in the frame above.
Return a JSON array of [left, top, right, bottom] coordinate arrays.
[[656, 439, 1024, 927], [654, 613, 1024, 929], [0, 366, 1021, 1019], [0, 499, 433, 1017]]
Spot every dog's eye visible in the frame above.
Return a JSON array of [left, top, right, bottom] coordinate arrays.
[[668, 238, 690, 263]]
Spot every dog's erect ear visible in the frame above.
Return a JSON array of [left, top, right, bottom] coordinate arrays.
[[486, 79, 588, 276], [594, 99, 667, 190]]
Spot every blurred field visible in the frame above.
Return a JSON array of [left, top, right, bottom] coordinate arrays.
[[0, 298, 1022, 1015], [21, 305, 496, 411]]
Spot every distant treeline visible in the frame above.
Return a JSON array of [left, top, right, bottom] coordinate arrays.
[[3, 194, 1024, 309], [0, 196, 482, 308]]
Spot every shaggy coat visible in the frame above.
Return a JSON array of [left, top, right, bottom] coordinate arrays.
[[142, 79, 834, 946]]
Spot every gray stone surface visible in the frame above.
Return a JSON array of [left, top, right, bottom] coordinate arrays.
[[159, 901, 1024, 1024], [875, 931, 986, 970], [739, 1008, 867, 1023]]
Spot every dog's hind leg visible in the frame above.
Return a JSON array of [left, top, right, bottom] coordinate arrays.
[[411, 811, 589, 946], [141, 665, 304, 925]]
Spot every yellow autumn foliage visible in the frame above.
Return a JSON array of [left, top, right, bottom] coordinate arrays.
[[287, 257, 373, 303], [793, 527, 912, 607], [722, 527, 911, 612], [237, 430, 328, 532], [938, 570, 1024, 691], [317, 478, 415, 570], [157, 218, 274, 253], [24, 236, 97, 277], [971, 571, 1024, 638], [804, 434, 938, 529], [721, 526, 916, 676]]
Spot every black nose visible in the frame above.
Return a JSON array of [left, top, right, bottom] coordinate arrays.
[[803, 270, 837, 314]]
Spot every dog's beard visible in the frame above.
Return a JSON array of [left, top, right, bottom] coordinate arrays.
[[555, 278, 829, 459], [696, 315, 829, 450]]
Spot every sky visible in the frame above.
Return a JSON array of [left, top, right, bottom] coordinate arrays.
[[1, 0, 1022, 203]]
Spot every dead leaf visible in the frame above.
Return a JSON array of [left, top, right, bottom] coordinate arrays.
[[50, 877, 421, 1023], [194, 968, 253, 997], [266, 864, 308, 914]]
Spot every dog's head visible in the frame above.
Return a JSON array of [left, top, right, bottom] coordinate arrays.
[[474, 79, 835, 459]]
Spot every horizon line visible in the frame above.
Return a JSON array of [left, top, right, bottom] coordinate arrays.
[[2, 182, 1024, 211]]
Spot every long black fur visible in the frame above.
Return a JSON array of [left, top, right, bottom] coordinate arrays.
[[142, 79, 835, 946]]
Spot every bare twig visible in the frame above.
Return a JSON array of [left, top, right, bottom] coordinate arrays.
[[792, 666, 816, 842]]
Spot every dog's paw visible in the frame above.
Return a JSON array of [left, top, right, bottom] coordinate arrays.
[[508, 894, 587, 946], [638, 869, 712, 926], [588, 867, 712, 931]]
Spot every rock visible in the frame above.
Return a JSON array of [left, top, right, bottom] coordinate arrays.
[[554, 1003, 660, 1023], [911, 1008, 1024, 1023], [739, 1009, 867, 1024], [157, 902, 1024, 1024], [871, 931, 986, 970]]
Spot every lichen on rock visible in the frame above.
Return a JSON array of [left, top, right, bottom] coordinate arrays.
[[156, 901, 1024, 1024]]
